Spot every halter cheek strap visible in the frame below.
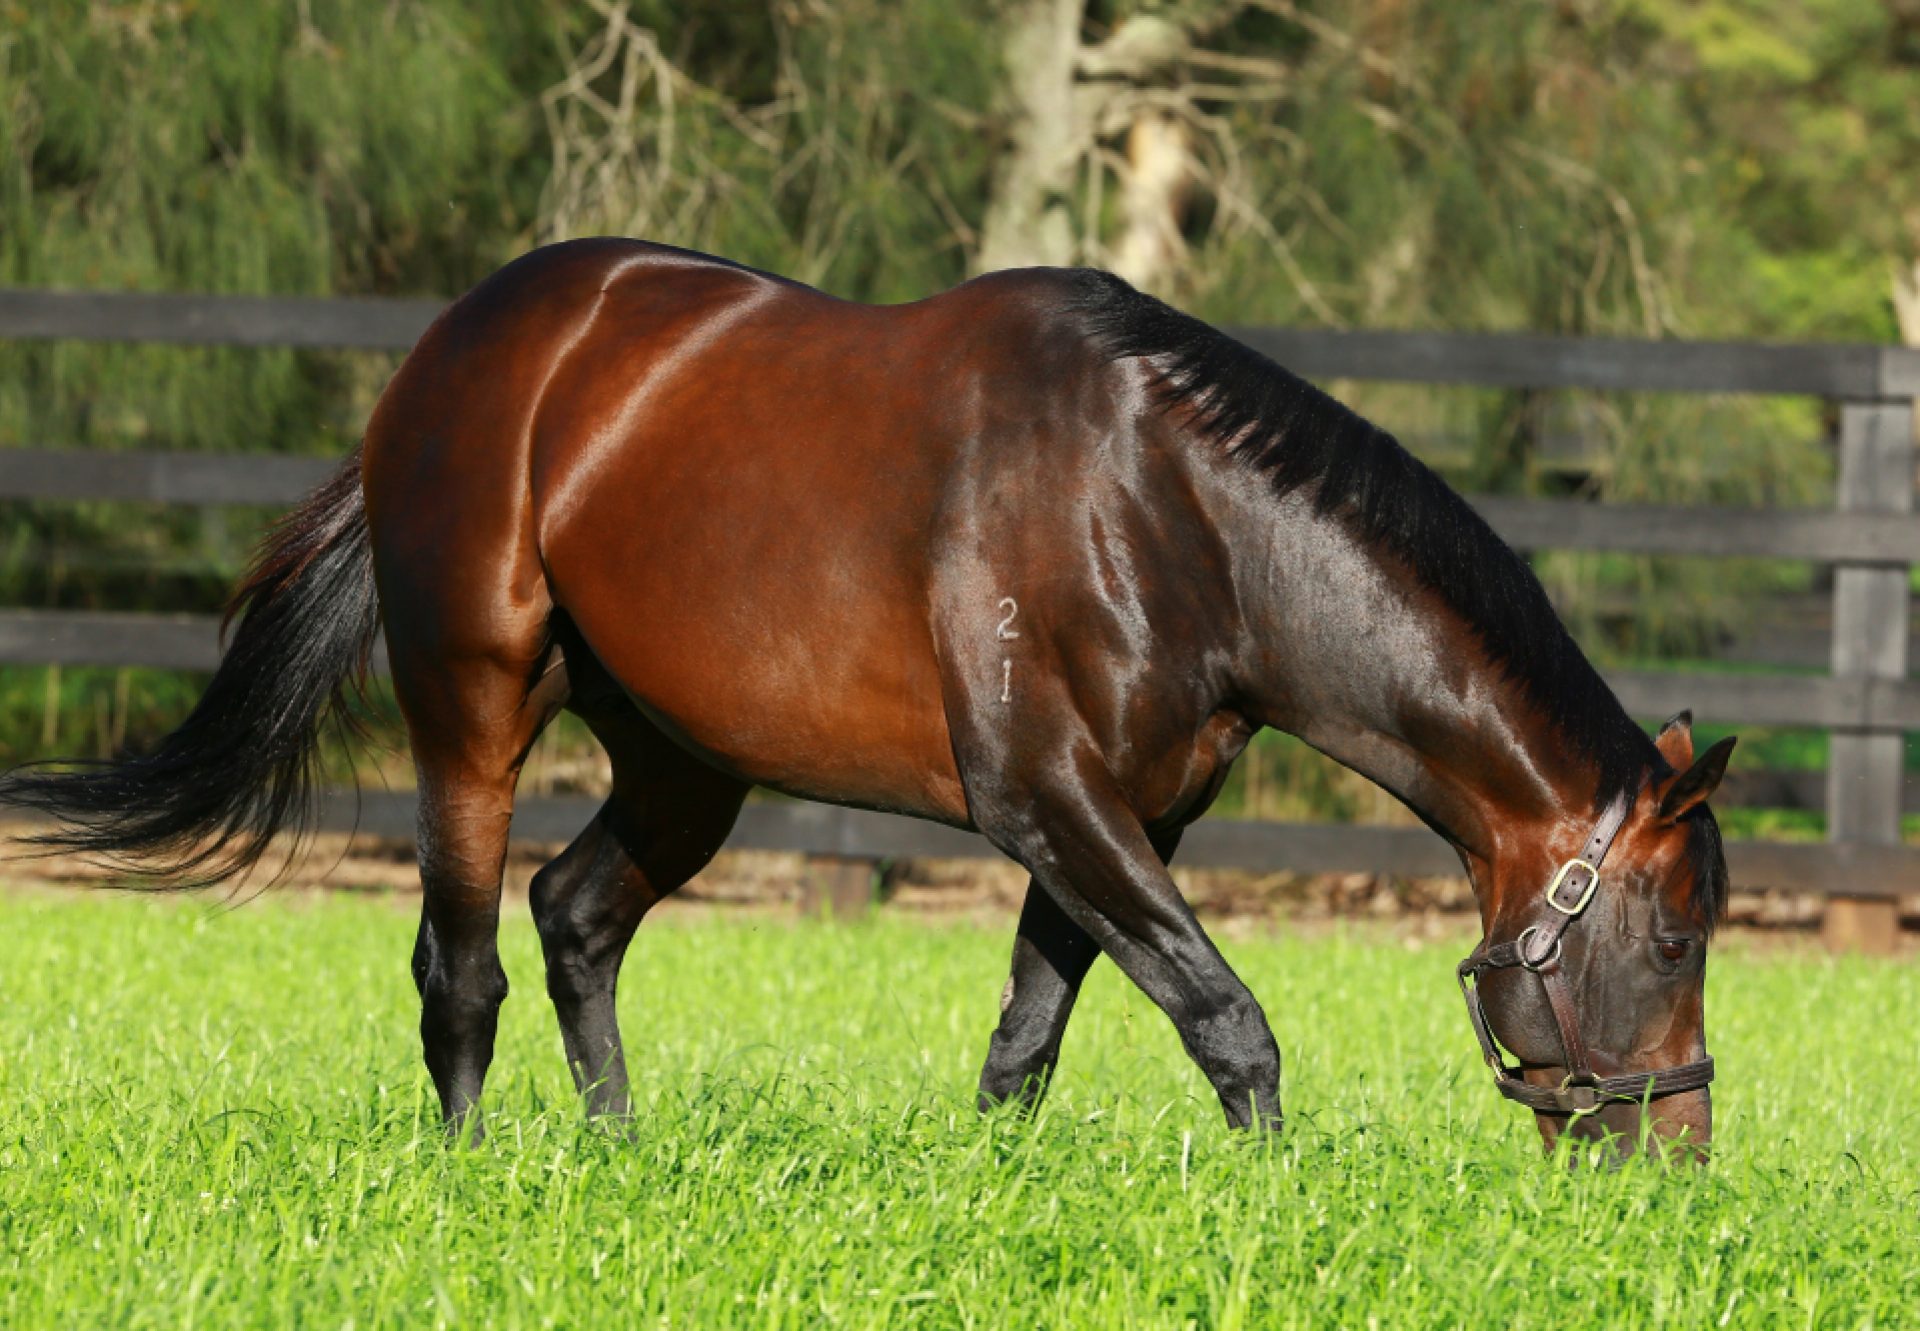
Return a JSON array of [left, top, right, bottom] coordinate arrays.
[[1456, 781, 1716, 1116]]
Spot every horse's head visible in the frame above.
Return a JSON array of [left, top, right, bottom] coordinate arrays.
[[1463, 711, 1732, 1162]]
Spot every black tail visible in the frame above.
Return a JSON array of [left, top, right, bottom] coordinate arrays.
[[0, 448, 380, 888]]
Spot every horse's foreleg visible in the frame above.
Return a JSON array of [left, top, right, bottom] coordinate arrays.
[[976, 880, 1100, 1112], [974, 762, 1281, 1131], [978, 827, 1181, 1114]]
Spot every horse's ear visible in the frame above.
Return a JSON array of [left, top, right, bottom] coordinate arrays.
[[1656, 735, 1736, 822], [1655, 710, 1694, 770]]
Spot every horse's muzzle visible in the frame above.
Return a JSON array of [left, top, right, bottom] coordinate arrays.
[[1530, 1082, 1712, 1164]]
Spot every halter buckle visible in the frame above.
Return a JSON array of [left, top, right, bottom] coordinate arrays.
[[1544, 858, 1600, 915], [1516, 925, 1561, 972], [1555, 1074, 1603, 1115]]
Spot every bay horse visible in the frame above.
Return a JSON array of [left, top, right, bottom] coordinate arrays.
[[1, 239, 1734, 1154]]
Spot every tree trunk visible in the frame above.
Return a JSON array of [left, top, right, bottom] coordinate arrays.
[[974, 0, 1087, 274], [1894, 256, 1920, 348], [1109, 110, 1193, 293]]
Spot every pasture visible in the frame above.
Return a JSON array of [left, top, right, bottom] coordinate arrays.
[[1, 890, 1916, 1328]]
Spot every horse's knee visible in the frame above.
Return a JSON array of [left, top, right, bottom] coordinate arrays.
[[1186, 993, 1280, 1085], [1179, 993, 1281, 1127]]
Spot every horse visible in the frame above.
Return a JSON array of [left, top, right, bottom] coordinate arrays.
[[0, 239, 1734, 1155]]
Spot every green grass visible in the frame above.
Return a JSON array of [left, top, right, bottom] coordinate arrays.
[[2, 892, 1918, 1328]]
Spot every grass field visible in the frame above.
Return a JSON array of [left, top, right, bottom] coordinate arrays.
[[2, 891, 1917, 1328]]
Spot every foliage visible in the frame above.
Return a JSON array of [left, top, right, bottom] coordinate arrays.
[[535, 0, 1001, 298], [1613, 0, 1920, 342], [0, 0, 560, 627], [0, 0, 553, 456], [2, 895, 1918, 1327]]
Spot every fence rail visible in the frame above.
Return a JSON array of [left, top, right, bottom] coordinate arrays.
[[3, 791, 1910, 898], [3, 286, 1916, 935], [6, 286, 1919, 396], [0, 289, 444, 351], [5, 447, 1918, 564], [0, 448, 335, 506]]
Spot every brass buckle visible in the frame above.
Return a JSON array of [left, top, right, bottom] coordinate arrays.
[[1544, 858, 1599, 915]]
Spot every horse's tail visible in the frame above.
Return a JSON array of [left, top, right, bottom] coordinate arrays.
[[0, 447, 380, 888]]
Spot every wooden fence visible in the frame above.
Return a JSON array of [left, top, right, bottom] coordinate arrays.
[[2, 289, 1917, 939]]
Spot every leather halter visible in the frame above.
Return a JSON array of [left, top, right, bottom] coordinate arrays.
[[1456, 781, 1716, 1116]]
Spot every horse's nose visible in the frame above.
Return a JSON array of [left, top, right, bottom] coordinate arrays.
[[1641, 1087, 1712, 1163], [1535, 1088, 1711, 1164]]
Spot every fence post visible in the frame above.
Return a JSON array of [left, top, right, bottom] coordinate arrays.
[[800, 854, 877, 919], [1822, 399, 1915, 953]]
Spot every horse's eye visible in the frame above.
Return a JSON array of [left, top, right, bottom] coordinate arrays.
[[1657, 937, 1692, 963]]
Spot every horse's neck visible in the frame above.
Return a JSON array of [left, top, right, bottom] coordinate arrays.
[[1232, 498, 1578, 864]]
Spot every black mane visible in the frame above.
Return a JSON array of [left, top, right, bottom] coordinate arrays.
[[1065, 268, 1661, 819]]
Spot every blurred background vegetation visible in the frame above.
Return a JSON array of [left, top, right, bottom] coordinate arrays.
[[0, 0, 1916, 833]]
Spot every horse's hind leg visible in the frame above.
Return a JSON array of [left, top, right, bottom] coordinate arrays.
[[402, 684, 549, 1135], [530, 692, 748, 1118], [393, 639, 561, 1138]]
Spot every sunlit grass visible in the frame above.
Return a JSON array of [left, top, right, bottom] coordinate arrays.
[[1, 891, 1916, 1327]]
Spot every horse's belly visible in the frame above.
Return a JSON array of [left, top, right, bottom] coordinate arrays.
[[544, 494, 968, 825], [579, 592, 964, 821]]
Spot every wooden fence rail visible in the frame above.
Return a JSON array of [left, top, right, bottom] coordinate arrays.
[[3, 790, 1914, 898], [5, 287, 1918, 396], [4, 447, 1919, 563], [3, 288, 1917, 939]]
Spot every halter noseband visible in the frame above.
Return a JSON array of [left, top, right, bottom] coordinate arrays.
[[1455, 781, 1716, 1116]]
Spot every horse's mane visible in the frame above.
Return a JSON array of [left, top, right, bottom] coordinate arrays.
[[1064, 268, 1665, 822]]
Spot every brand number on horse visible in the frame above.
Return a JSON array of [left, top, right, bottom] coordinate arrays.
[[996, 597, 1019, 703]]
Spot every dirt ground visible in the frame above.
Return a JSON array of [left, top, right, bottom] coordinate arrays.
[[9, 832, 1915, 951]]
